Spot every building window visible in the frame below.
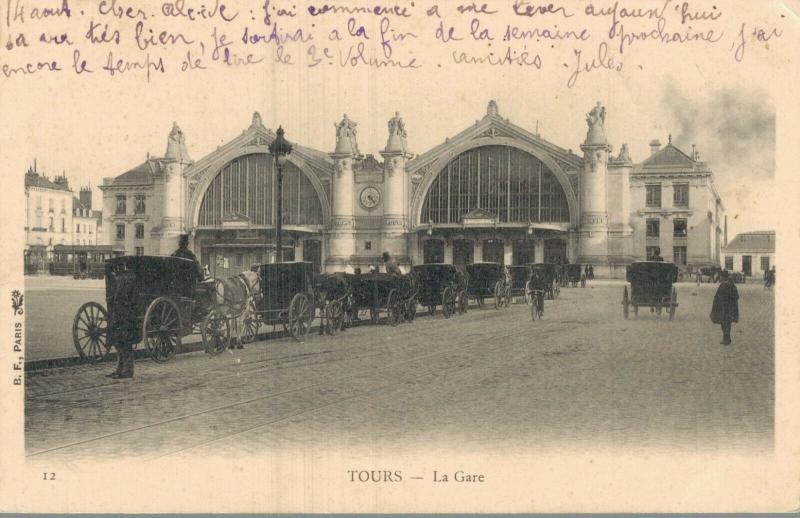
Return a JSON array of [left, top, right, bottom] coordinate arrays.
[[60, 199, 66, 212], [76, 223, 80, 233], [48, 198, 54, 211], [235, 253, 243, 267], [673, 184, 689, 207], [646, 219, 660, 237], [646, 246, 661, 261], [761, 256, 770, 272], [135, 247, 144, 256], [724, 256, 734, 270], [646, 184, 661, 208], [673, 246, 687, 266], [61, 218, 65, 233], [135, 223, 144, 239], [365, 241, 372, 251], [116, 224, 125, 240], [116, 195, 127, 215], [673, 218, 687, 237], [134, 194, 146, 214], [49, 216, 54, 231]]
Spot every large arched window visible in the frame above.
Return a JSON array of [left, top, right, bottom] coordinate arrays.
[[421, 145, 569, 224], [198, 154, 323, 227]]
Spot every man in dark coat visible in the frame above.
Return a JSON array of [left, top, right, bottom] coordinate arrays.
[[710, 270, 739, 345], [172, 234, 204, 278], [382, 252, 402, 275]]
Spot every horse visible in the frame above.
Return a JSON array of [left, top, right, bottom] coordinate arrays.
[[213, 270, 261, 349]]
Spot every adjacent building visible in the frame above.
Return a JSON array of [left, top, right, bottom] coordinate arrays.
[[99, 102, 726, 278], [722, 231, 775, 279]]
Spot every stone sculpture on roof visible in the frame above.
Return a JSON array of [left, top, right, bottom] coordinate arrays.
[[165, 122, 192, 163], [385, 111, 409, 154], [334, 114, 360, 155], [584, 102, 608, 146]]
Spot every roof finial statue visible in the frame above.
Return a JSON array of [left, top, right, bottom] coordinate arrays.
[[616, 143, 632, 163], [165, 122, 192, 163], [486, 100, 499, 117], [385, 111, 409, 153], [334, 114, 360, 155], [251, 111, 264, 128], [668, 133, 673, 144], [584, 101, 608, 146]]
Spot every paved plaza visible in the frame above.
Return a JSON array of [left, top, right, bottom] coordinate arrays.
[[24, 279, 774, 462]]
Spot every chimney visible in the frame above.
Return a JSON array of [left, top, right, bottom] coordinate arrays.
[[649, 139, 662, 156], [80, 186, 92, 211], [53, 173, 70, 190]]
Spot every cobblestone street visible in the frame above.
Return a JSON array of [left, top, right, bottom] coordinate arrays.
[[25, 281, 774, 462]]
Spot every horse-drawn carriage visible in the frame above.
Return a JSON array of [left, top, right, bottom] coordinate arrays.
[[464, 262, 510, 309], [565, 263, 585, 288], [72, 256, 231, 364], [316, 272, 352, 334], [411, 264, 468, 318], [249, 262, 317, 340], [348, 272, 417, 326], [507, 265, 533, 303], [622, 261, 679, 320], [529, 263, 560, 300]]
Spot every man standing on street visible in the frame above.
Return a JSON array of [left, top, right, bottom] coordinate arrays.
[[710, 270, 739, 345]]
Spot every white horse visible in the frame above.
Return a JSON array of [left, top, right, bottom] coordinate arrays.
[[213, 270, 261, 349]]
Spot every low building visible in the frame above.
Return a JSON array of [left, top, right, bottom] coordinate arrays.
[[722, 231, 775, 279], [24, 165, 74, 272]]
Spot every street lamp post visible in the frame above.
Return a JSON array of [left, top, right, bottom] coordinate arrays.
[[268, 126, 292, 263]]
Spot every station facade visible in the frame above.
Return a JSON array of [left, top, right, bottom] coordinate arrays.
[[100, 101, 725, 278]]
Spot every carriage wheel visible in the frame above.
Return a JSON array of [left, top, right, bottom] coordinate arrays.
[[72, 302, 111, 364], [442, 287, 456, 318], [458, 290, 468, 314], [287, 293, 312, 340], [143, 297, 182, 363], [668, 287, 677, 321], [622, 286, 629, 320], [240, 300, 259, 344], [387, 290, 401, 327], [201, 309, 230, 356], [493, 281, 504, 310], [325, 300, 344, 335]]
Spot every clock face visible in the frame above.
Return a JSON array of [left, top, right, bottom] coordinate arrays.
[[360, 187, 381, 209]]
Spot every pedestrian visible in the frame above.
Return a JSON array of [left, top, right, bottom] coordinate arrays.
[[382, 251, 402, 275], [107, 342, 134, 379], [710, 270, 739, 345], [588, 264, 594, 280]]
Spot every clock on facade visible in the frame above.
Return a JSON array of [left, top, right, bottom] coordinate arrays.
[[359, 186, 381, 209]]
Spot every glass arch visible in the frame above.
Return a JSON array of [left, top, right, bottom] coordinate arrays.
[[421, 145, 570, 224], [198, 153, 324, 227]]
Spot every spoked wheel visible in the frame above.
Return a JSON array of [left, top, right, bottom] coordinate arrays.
[[288, 293, 312, 340], [72, 302, 111, 364], [143, 297, 182, 363], [668, 287, 677, 321], [325, 299, 344, 335], [622, 286, 630, 320], [240, 300, 259, 344], [457, 290, 468, 314], [201, 309, 230, 356], [386, 290, 401, 327], [494, 281, 504, 310], [442, 287, 456, 318], [405, 297, 417, 322]]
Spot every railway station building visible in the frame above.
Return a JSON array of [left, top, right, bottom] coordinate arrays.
[[100, 101, 725, 278]]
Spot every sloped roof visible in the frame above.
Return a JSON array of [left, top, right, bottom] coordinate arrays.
[[723, 231, 775, 253], [25, 171, 71, 191], [72, 196, 87, 211], [641, 143, 695, 168], [109, 158, 166, 186]]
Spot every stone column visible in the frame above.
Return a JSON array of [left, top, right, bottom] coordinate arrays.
[[327, 114, 359, 272], [153, 123, 193, 255], [380, 112, 413, 269], [577, 102, 611, 276]]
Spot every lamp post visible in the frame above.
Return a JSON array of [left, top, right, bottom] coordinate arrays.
[[268, 126, 292, 263]]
